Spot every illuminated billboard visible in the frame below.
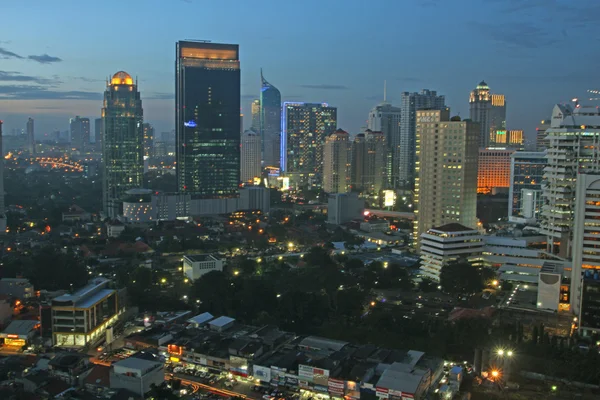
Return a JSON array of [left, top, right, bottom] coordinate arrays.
[[383, 190, 396, 207]]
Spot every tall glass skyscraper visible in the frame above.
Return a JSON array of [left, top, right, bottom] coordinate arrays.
[[176, 41, 241, 198], [102, 71, 144, 218], [260, 70, 281, 168], [70, 116, 91, 153]]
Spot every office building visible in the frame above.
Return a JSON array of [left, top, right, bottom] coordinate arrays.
[[508, 152, 546, 223], [368, 102, 401, 186], [413, 110, 479, 248], [142, 123, 154, 158], [176, 41, 241, 198], [322, 129, 349, 193], [26, 117, 34, 154], [419, 224, 484, 281], [327, 192, 363, 225], [477, 148, 513, 194], [70, 116, 91, 152], [571, 173, 600, 333], [0, 121, 5, 233], [540, 104, 600, 258], [399, 90, 446, 187], [537, 263, 565, 312], [260, 71, 281, 167], [350, 129, 386, 193], [469, 81, 506, 148], [509, 130, 524, 148], [94, 118, 103, 150], [251, 99, 260, 132], [536, 119, 550, 151], [110, 354, 164, 397], [281, 102, 337, 179], [183, 254, 224, 281], [102, 71, 144, 218], [240, 130, 261, 183], [51, 278, 119, 347]]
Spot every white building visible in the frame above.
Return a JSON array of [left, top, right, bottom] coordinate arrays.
[[240, 130, 261, 183], [122, 188, 154, 223], [541, 103, 600, 258], [327, 192, 363, 225], [419, 224, 484, 282], [183, 254, 224, 281], [537, 262, 563, 312], [110, 355, 164, 397]]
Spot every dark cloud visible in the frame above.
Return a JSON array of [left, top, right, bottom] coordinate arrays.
[[0, 47, 23, 59], [299, 84, 349, 90], [28, 54, 62, 64], [0, 85, 100, 100], [0, 71, 59, 85], [71, 76, 104, 83], [471, 21, 559, 49]]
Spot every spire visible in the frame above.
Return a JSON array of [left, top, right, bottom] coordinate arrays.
[[384, 80, 387, 102]]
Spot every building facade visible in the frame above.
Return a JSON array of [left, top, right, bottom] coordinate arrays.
[[176, 41, 241, 198], [260, 71, 281, 168], [350, 130, 386, 194], [469, 81, 506, 148], [0, 122, 5, 233], [183, 255, 224, 281], [540, 104, 600, 258], [281, 102, 337, 179], [413, 110, 479, 249], [477, 148, 513, 194], [94, 118, 103, 151], [508, 152, 546, 223], [70, 116, 91, 153], [322, 129, 349, 194], [26, 117, 34, 155], [251, 99, 260, 133], [368, 102, 401, 186], [142, 123, 154, 158], [102, 71, 144, 218], [536, 119, 550, 151], [327, 192, 363, 225], [240, 130, 261, 183], [399, 90, 446, 187]]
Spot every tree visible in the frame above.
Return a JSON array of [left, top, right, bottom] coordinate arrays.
[[190, 271, 232, 315], [305, 246, 334, 267], [344, 258, 364, 272], [479, 267, 497, 286], [440, 261, 483, 295], [418, 278, 438, 292]]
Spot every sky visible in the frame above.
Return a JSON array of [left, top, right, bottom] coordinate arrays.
[[1, 0, 600, 142]]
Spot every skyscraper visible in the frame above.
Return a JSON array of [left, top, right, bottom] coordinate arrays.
[[350, 129, 386, 194], [240, 130, 261, 184], [251, 99, 260, 133], [541, 103, 600, 258], [477, 148, 513, 194], [94, 118, 103, 150], [142, 123, 154, 158], [26, 117, 34, 155], [260, 70, 281, 168], [102, 71, 144, 218], [508, 152, 546, 223], [323, 129, 349, 194], [469, 81, 506, 148], [70, 116, 90, 152], [281, 102, 337, 176], [535, 119, 550, 151], [176, 41, 240, 198], [368, 102, 400, 187], [0, 121, 6, 233], [400, 90, 446, 187], [414, 110, 479, 249]]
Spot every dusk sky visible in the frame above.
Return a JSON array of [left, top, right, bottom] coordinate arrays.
[[1, 0, 599, 141]]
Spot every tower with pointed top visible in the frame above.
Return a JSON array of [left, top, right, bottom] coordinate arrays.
[[260, 70, 282, 168]]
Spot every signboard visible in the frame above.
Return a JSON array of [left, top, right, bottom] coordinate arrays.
[[298, 380, 310, 389], [401, 396, 414, 400], [328, 378, 345, 395], [417, 115, 435, 123], [184, 120, 197, 128], [253, 365, 271, 382], [285, 377, 298, 386], [298, 365, 314, 381], [376, 387, 389, 399], [383, 190, 395, 207]]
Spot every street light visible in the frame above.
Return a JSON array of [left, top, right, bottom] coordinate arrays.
[[491, 370, 499, 379], [507, 350, 513, 357], [497, 349, 504, 356]]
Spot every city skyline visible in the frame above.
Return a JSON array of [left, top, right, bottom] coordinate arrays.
[[1, 0, 599, 138]]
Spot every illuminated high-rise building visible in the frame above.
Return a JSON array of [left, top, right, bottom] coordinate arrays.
[[509, 130, 524, 148], [260, 70, 281, 167], [535, 119, 550, 151], [368, 102, 400, 187], [414, 110, 479, 249], [26, 117, 34, 155], [142, 123, 154, 158], [176, 41, 240, 198], [469, 81, 506, 148], [350, 130, 386, 193], [400, 90, 446, 187], [240, 130, 261, 184], [94, 118, 103, 150], [70, 116, 90, 152], [251, 99, 260, 133], [477, 148, 513, 194], [281, 102, 337, 176], [323, 129, 349, 194], [102, 71, 144, 218]]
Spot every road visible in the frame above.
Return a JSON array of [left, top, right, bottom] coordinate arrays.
[[168, 373, 248, 399]]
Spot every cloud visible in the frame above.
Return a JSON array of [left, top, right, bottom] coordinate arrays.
[[0, 71, 59, 85], [144, 92, 174, 100], [28, 54, 62, 64], [71, 76, 104, 83], [0, 47, 23, 59], [471, 21, 559, 49], [241, 94, 257, 100], [299, 84, 349, 90], [0, 85, 101, 100]]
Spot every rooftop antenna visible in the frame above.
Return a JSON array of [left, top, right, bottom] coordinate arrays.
[[383, 80, 387, 102]]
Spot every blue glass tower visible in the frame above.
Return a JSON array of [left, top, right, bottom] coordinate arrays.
[[260, 70, 281, 168]]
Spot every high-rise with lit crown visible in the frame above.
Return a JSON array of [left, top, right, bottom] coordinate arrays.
[[176, 41, 240, 198], [102, 71, 144, 218], [323, 129, 349, 194], [260, 70, 281, 168], [26, 117, 34, 155], [469, 81, 506, 148], [240, 130, 261, 184]]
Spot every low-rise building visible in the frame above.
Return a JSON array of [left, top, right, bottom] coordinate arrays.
[[360, 220, 390, 233], [109, 354, 164, 397], [0, 320, 39, 348], [183, 254, 224, 281], [106, 220, 125, 238], [537, 262, 567, 312], [328, 192, 364, 225], [0, 278, 34, 299]]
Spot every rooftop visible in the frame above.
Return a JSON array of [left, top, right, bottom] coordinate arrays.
[[299, 336, 348, 352], [431, 223, 475, 233], [2, 320, 39, 336], [209, 316, 235, 328], [113, 356, 162, 371], [52, 278, 111, 307], [185, 254, 219, 263], [187, 312, 214, 325]]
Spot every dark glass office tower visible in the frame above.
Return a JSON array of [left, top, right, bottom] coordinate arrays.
[[102, 71, 144, 218], [176, 41, 241, 198], [260, 70, 281, 168]]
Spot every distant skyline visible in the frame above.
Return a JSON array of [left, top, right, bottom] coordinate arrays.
[[1, 0, 600, 142]]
